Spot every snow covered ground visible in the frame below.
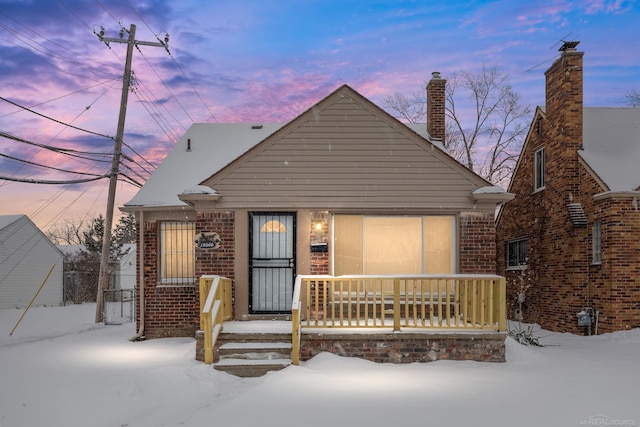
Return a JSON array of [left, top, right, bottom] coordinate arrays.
[[1, 304, 638, 427]]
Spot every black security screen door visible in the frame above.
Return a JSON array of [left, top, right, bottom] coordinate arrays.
[[249, 212, 296, 313]]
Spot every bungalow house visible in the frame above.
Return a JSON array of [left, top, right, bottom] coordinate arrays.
[[0, 214, 63, 309], [496, 42, 640, 334], [123, 78, 513, 370]]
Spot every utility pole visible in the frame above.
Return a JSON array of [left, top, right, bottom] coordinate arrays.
[[94, 24, 169, 323]]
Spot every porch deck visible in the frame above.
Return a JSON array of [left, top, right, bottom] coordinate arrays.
[[198, 274, 507, 367], [196, 320, 506, 366]]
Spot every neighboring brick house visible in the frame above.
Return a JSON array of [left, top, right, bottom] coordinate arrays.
[[123, 80, 513, 339], [496, 42, 640, 334]]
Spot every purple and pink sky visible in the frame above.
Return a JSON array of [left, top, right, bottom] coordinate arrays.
[[1, 0, 639, 233]]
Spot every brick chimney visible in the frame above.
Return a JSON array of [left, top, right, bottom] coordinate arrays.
[[544, 41, 584, 204], [544, 41, 584, 152], [427, 71, 446, 144]]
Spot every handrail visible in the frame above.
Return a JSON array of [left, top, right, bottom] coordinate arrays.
[[199, 275, 233, 364], [291, 275, 303, 365]]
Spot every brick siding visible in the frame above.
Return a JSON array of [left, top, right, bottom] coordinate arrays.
[[136, 219, 199, 338], [459, 211, 497, 274], [310, 210, 330, 275], [141, 207, 500, 338], [497, 48, 640, 333]]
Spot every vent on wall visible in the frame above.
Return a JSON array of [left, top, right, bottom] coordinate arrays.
[[567, 203, 588, 227]]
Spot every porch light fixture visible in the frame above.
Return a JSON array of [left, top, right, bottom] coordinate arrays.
[[313, 221, 323, 231]]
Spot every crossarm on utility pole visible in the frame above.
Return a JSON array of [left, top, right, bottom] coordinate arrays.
[[94, 24, 168, 323]]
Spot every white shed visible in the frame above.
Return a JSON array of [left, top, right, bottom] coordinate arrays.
[[0, 215, 64, 309]]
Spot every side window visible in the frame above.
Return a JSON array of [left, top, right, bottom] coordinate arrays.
[[160, 221, 195, 283], [507, 239, 527, 268], [592, 221, 602, 264], [534, 147, 545, 191]]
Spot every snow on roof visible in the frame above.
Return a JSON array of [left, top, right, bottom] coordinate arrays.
[[125, 122, 442, 209], [181, 185, 218, 195], [405, 123, 444, 150], [473, 185, 508, 194], [578, 107, 640, 192], [124, 123, 284, 208]]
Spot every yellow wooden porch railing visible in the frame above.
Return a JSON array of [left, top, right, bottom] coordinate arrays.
[[291, 274, 506, 365], [199, 275, 233, 364]]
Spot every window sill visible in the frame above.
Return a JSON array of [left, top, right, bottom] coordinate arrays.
[[157, 281, 196, 287], [532, 186, 545, 194], [506, 265, 528, 271], [590, 261, 602, 267]]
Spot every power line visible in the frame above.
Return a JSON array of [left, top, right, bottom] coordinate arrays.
[[0, 174, 109, 185], [0, 152, 107, 177], [40, 180, 106, 231], [126, 0, 217, 122], [167, 51, 218, 122], [0, 10, 121, 73], [57, 0, 92, 31], [95, 0, 123, 27], [136, 47, 194, 124], [0, 79, 117, 188], [0, 77, 120, 119], [121, 151, 153, 177], [119, 160, 148, 183], [118, 169, 143, 187], [0, 130, 113, 160], [0, 21, 119, 81], [0, 96, 114, 140], [122, 141, 156, 171], [0, 34, 113, 84], [130, 74, 181, 143]]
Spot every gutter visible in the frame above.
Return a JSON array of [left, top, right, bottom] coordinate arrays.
[[593, 190, 640, 201], [130, 209, 146, 341]]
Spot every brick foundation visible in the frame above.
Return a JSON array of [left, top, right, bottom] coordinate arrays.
[[195, 330, 506, 364], [300, 331, 506, 363]]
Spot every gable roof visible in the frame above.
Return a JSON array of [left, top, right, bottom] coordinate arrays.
[[124, 123, 285, 208], [0, 214, 24, 230], [506, 106, 546, 193], [578, 107, 640, 192], [198, 85, 499, 210], [0, 214, 63, 257], [126, 85, 508, 211]]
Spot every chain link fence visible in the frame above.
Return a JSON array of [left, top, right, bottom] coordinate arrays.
[[102, 289, 135, 325]]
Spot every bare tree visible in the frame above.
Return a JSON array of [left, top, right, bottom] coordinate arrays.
[[46, 219, 86, 245], [382, 65, 532, 186], [381, 91, 426, 123], [48, 214, 136, 304], [624, 88, 640, 107]]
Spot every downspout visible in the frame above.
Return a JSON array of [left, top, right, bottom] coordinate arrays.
[[130, 209, 146, 341]]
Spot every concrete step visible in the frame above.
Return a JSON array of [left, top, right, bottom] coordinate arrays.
[[218, 342, 292, 360], [214, 341, 292, 377], [214, 358, 291, 377]]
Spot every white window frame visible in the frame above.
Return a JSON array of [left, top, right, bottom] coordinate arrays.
[[159, 221, 196, 284], [534, 147, 545, 191], [507, 239, 527, 269], [592, 221, 602, 264]]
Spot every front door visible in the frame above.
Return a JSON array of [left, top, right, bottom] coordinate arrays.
[[249, 212, 296, 313]]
